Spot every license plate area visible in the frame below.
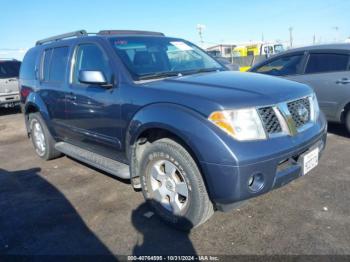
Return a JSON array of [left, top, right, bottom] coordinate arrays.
[[300, 147, 319, 175]]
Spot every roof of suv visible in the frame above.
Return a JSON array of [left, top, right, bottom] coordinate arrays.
[[35, 30, 165, 46]]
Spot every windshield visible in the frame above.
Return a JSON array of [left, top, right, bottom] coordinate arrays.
[[274, 44, 284, 53], [0, 61, 21, 79], [110, 37, 224, 80]]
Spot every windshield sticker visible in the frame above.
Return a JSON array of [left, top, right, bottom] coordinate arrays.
[[114, 40, 128, 45], [170, 41, 193, 51]]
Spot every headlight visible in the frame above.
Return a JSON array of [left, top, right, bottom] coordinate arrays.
[[310, 93, 320, 121], [208, 108, 267, 141]]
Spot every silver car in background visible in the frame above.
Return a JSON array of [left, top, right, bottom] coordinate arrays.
[[0, 59, 21, 108], [249, 44, 350, 133]]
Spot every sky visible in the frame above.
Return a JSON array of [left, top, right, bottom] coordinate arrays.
[[1, 0, 349, 60]]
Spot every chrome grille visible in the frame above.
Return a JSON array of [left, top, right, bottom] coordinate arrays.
[[287, 97, 311, 128], [258, 107, 282, 134]]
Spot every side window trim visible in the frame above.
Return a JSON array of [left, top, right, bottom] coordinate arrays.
[[70, 42, 112, 86]]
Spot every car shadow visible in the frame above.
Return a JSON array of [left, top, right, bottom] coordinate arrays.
[[131, 200, 197, 256], [327, 122, 349, 138], [0, 168, 116, 259], [0, 106, 21, 116]]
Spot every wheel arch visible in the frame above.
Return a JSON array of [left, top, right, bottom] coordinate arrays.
[[125, 103, 234, 198], [24, 93, 50, 136]]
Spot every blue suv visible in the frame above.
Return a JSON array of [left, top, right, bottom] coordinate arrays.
[[20, 30, 327, 230]]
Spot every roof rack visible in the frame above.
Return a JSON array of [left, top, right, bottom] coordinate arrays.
[[97, 30, 165, 36], [0, 58, 19, 61], [36, 30, 88, 46]]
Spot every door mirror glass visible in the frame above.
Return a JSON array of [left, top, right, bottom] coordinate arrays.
[[78, 70, 107, 85]]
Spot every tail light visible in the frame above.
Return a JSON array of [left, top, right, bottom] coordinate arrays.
[[20, 86, 32, 102]]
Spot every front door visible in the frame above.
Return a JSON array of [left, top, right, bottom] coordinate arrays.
[[64, 42, 124, 160]]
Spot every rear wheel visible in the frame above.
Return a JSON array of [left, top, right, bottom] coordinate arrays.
[[29, 113, 62, 160], [139, 138, 214, 230]]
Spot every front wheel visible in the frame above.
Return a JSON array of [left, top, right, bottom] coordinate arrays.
[[139, 138, 214, 230], [345, 109, 350, 135]]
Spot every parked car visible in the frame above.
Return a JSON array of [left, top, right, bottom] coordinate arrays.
[[20, 30, 327, 230], [249, 44, 350, 134], [0, 59, 21, 108]]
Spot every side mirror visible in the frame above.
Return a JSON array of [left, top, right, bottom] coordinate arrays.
[[79, 70, 108, 85]]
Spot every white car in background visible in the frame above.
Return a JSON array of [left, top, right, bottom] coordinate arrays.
[[0, 59, 21, 108]]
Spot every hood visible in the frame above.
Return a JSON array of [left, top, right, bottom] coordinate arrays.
[[141, 71, 313, 114]]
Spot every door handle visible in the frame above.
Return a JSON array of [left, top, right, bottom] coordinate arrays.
[[336, 78, 350, 84]]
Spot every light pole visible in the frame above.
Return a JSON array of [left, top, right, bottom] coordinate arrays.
[[288, 27, 293, 48], [196, 24, 206, 45], [332, 26, 339, 42]]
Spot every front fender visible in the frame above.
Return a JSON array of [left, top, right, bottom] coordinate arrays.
[[126, 103, 237, 165]]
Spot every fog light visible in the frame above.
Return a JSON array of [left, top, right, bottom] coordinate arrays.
[[248, 173, 264, 192]]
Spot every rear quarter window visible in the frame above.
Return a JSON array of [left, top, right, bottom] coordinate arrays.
[[20, 49, 39, 80]]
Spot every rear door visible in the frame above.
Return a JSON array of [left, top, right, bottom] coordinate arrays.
[[289, 51, 350, 121], [38, 46, 70, 136]]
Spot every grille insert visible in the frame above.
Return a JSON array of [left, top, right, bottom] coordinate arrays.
[[287, 97, 311, 128], [258, 107, 282, 134]]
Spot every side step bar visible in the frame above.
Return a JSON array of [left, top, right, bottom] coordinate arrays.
[[55, 142, 130, 179]]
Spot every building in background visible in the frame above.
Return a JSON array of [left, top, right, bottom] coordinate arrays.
[[206, 44, 236, 58]]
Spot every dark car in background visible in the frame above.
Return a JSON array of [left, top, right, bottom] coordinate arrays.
[[20, 30, 327, 230], [250, 44, 350, 134], [0, 59, 21, 108]]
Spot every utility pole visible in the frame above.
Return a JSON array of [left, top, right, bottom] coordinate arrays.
[[332, 26, 339, 42], [288, 27, 293, 48], [196, 24, 206, 45]]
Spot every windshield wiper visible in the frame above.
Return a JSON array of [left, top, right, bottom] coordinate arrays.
[[181, 67, 223, 76], [138, 71, 182, 80], [137, 68, 223, 80]]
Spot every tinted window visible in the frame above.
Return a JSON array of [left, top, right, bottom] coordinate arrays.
[[0, 61, 21, 79], [42, 49, 53, 81], [254, 54, 303, 76], [41, 47, 69, 82], [305, 53, 349, 74], [50, 47, 69, 82], [20, 49, 38, 80], [73, 44, 111, 84]]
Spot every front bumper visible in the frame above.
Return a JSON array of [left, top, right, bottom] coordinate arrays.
[[200, 116, 327, 212]]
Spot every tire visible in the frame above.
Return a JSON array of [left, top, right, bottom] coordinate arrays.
[[139, 138, 214, 230], [29, 113, 62, 160], [345, 109, 350, 135]]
